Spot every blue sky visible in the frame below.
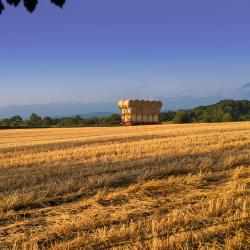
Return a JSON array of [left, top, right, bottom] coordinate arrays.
[[1, 0, 250, 107]]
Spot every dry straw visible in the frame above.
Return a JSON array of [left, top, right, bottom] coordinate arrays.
[[118, 99, 162, 125]]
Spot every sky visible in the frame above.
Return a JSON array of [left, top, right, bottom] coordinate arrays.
[[1, 0, 250, 107]]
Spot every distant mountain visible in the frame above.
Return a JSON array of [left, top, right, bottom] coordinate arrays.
[[158, 95, 223, 111], [0, 102, 119, 119], [232, 83, 250, 100], [0, 89, 249, 119]]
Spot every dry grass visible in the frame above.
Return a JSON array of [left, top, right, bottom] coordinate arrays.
[[0, 122, 249, 249]]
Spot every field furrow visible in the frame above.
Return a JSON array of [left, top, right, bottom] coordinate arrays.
[[0, 122, 249, 249]]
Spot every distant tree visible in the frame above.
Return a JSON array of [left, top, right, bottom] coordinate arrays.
[[9, 115, 24, 127], [28, 113, 42, 127], [84, 117, 99, 126], [56, 118, 74, 127], [240, 114, 250, 121], [201, 110, 211, 123], [99, 114, 120, 126], [72, 115, 82, 125], [1, 99, 250, 129], [160, 111, 176, 122], [172, 111, 190, 124], [222, 113, 233, 122], [42, 116, 54, 127], [0, 115, 24, 127], [0, 118, 9, 126], [0, 0, 65, 14]]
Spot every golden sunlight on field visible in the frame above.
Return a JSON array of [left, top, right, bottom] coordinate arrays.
[[0, 122, 250, 249]]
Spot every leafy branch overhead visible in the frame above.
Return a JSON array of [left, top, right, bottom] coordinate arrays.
[[0, 0, 65, 14]]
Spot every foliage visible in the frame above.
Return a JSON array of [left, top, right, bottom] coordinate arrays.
[[27, 113, 42, 127], [0, 113, 121, 128], [161, 99, 250, 124], [99, 114, 121, 126], [172, 110, 189, 124], [1, 99, 250, 129], [160, 110, 175, 122], [0, 0, 65, 14], [0, 115, 23, 127]]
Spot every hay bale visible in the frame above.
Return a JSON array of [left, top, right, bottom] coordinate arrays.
[[147, 114, 153, 123], [118, 99, 125, 109], [153, 114, 159, 123], [136, 113, 143, 123], [117, 99, 163, 125]]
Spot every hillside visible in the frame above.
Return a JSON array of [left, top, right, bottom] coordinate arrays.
[[1, 99, 250, 129], [161, 99, 250, 123], [0, 123, 250, 249]]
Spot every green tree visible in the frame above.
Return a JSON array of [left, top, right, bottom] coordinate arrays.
[[0, 116, 23, 127], [84, 117, 99, 126], [160, 111, 176, 122], [9, 115, 24, 127], [42, 116, 54, 127], [55, 119, 71, 127], [99, 114, 120, 126], [173, 111, 190, 124], [222, 113, 233, 122], [201, 110, 211, 123], [0, 118, 11, 127], [72, 115, 83, 126], [28, 113, 42, 127]]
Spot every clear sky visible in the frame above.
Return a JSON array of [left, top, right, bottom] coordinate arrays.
[[1, 0, 250, 107]]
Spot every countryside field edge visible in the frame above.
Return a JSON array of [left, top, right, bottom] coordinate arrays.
[[0, 122, 249, 249]]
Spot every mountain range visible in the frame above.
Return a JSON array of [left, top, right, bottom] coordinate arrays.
[[0, 83, 249, 119]]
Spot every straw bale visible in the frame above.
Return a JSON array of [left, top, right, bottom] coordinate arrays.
[[153, 114, 159, 123], [142, 114, 148, 122], [118, 99, 162, 125], [131, 114, 137, 122], [118, 99, 125, 109], [147, 114, 153, 122], [136, 113, 143, 122]]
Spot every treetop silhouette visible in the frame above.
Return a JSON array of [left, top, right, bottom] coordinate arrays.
[[0, 0, 65, 14]]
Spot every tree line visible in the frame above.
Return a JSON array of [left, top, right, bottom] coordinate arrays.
[[0, 100, 250, 129], [161, 100, 250, 123], [0, 0, 65, 14], [0, 113, 121, 128]]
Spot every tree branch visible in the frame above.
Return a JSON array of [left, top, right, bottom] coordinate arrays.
[[0, 0, 66, 14]]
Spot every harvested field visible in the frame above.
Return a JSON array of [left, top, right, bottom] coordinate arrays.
[[0, 122, 250, 249]]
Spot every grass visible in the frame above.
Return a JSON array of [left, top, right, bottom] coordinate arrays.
[[0, 122, 249, 249]]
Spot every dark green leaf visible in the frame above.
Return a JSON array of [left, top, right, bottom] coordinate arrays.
[[6, 0, 21, 7], [0, 0, 4, 14], [23, 0, 38, 13], [51, 0, 65, 8]]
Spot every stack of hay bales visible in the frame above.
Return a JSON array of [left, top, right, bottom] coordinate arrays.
[[118, 99, 162, 125]]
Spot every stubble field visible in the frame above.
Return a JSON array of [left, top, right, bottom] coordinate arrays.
[[0, 122, 250, 249]]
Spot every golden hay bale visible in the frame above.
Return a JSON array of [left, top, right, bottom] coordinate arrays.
[[149, 101, 155, 114], [142, 114, 148, 122], [152, 100, 159, 113], [147, 114, 153, 122], [123, 100, 134, 109], [131, 114, 137, 122], [118, 99, 125, 109], [136, 113, 143, 122], [122, 99, 129, 108], [141, 100, 149, 114], [133, 99, 140, 114], [118, 99, 163, 124], [153, 114, 159, 123], [137, 100, 144, 114], [156, 101, 163, 111]]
